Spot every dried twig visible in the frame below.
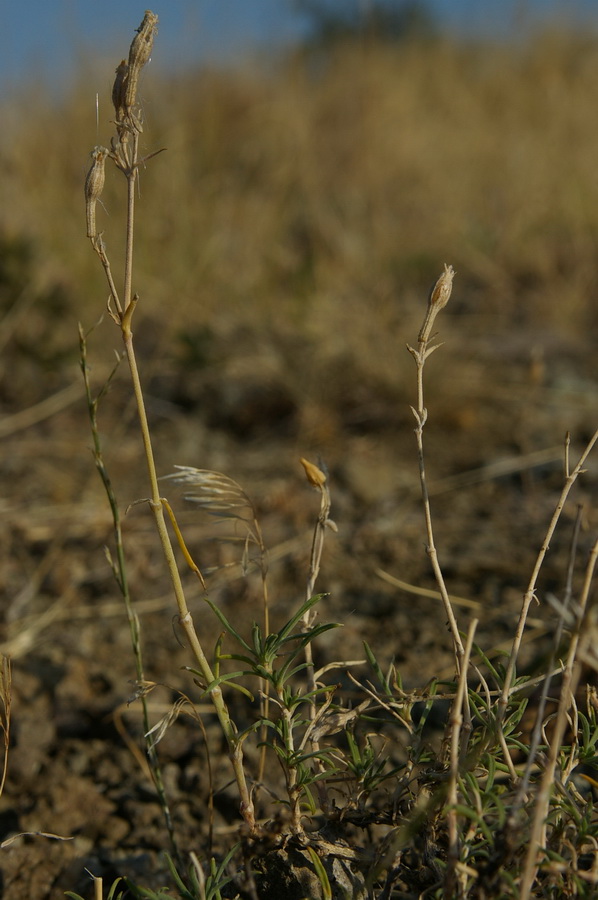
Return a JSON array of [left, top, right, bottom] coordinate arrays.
[[407, 265, 464, 666]]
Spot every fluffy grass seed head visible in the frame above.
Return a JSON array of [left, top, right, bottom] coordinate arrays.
[[163, 466, 255, 522]]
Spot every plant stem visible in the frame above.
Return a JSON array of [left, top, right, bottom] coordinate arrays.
[[444, 618, 477, 900], [79, 328, 179, 860], [123, 136, 138, 311], [409, 342, 465, 666], [119, 262, 256, 832], [86, 13, 256, 826], [518, 534, 598, 900], [498, 428, 598, 726]]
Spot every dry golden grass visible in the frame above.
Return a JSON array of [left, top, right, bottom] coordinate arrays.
[[0, 29, 595, 481], [2, 30, 598, 344]]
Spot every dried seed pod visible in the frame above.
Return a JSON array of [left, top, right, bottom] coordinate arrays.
[[300, 457, 327, 489], [112, 59, 129, 121], [418, 263, 455, 344], [129, 11, 158, 70], [429, 263, 455, 312], [84, 146, 108, 238], [125, 10, 158, 113]]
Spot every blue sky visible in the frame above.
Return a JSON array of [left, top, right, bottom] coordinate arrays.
[[1, 1, 597, 96]]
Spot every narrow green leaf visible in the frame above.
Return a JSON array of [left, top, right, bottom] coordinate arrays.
[[201, 671, 254, 701], [252, 621, 263, 657], [363, 640, 392, 694], [277, 594, 327, 642], [305, 846, 332, 900], [106, 880, 125, 900], [204, 598, 252, 652]]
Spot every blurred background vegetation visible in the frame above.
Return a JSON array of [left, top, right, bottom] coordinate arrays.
[[0, 0, 596, 538]]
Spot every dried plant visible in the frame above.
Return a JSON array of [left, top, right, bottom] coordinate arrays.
[[0, 655, 11, 801], [407, 265, 465, 664], [164, 466, 268, 581], [78, 13, 598, 899], [84, 10, 255, 832]]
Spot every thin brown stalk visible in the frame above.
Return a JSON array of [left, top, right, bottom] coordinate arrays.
[[120, 250, 255, 830], [519, 535, 598, 900], [0, 655, 11, 800], [444, 618, 477, 900], [498, 428, 598, 726], [510, 506, 583, 816], [407, 266, 465, 667], [79, 326, 180, 859]]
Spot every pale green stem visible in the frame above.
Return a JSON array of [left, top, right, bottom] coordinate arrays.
[[412, 346, 465, 664], [279, 701, 302, 834], [109, 125, 256, 830], [121, 328, 255, 828]]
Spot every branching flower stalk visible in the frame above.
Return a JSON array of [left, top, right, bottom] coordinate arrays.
[[84, 11, 255, 830], [407, 265, 464, 667]]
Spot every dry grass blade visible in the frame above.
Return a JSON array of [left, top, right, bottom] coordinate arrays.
[[0, 381, 82, 438], [375, 567, 480, 610], [145, 697, 188, 749], [1, 831, 73, 849], [0, 656, 11, 800], [427, 445, 564, 496]]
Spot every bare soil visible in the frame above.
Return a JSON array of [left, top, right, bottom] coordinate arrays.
[[0, 309, 596, 898]]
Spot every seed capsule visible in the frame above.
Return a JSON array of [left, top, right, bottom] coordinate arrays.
[[418, 264, 455, 344], [125, 10, 158, 112], [84, 146, 108, 238], [300, 457, 327, 488], [112, 59, 129, 121], [129, 11, 158, 71]]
